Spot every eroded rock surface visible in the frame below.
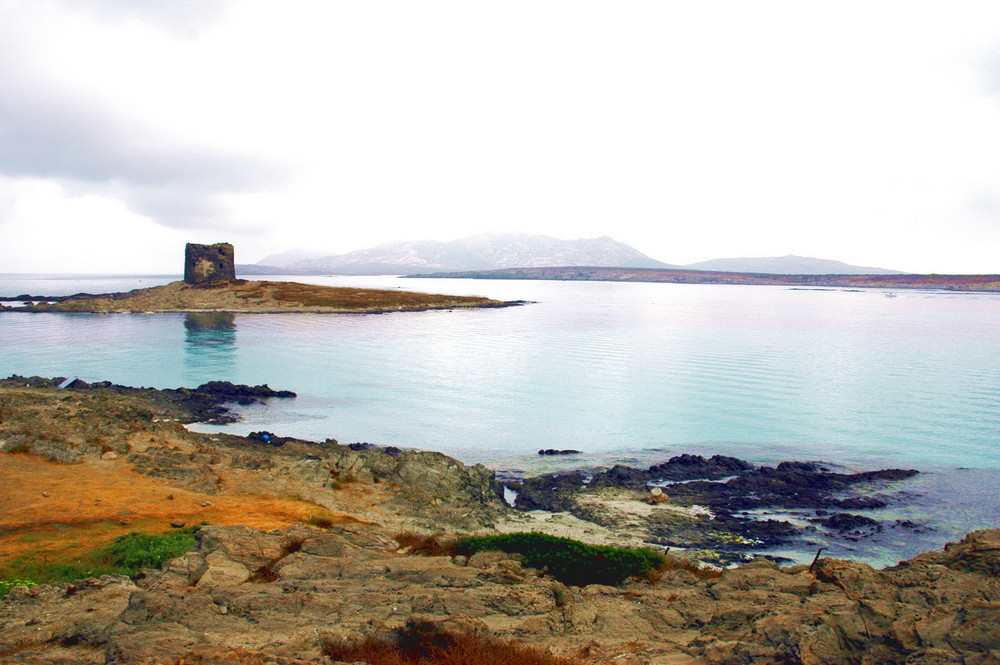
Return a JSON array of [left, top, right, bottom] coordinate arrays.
[[3, 525, 1000, 665]]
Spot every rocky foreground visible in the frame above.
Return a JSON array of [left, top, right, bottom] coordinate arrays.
[[2, 379, 1000, 664], [5, 523, 1000, 665], [2, 279, 519, 313]]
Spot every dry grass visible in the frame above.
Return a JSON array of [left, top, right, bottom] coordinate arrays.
[[324, 621, 585, 665], [0, 453, 352, 573], [644, 554, 723, 583], [270, 282, 496, 309]]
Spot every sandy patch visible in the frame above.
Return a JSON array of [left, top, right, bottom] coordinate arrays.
[[0, 453, 353, 566], [492, 510, 655, 549]]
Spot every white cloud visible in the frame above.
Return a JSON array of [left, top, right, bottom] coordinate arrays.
[[1, 1, 999, 273]]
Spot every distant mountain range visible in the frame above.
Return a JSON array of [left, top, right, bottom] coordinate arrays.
[[240, 234, 902, 276], [682, 255, 901, 275], [249, 234, 669, 275]]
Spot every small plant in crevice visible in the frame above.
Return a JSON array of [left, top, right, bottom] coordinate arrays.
[[248, 537, 306, 583], [455, 532, 666, 587], [247, 564, 279, 584], [323, 620, 584, 665], [394, 531, 458, 557]]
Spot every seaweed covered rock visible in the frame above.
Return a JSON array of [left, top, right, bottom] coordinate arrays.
[[507, 454, 919, 557]]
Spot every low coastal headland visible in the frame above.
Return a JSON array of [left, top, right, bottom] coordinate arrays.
[[2, 378, 999, 664], [407, 266, 1000, 292], [0, 279, 520, 314]]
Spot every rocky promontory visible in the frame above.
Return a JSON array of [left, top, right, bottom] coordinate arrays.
[[3, 279, 520, 313], [2, 378, 999, 664]]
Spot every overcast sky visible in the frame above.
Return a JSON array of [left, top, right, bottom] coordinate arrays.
[[1, 1, 999, 274]]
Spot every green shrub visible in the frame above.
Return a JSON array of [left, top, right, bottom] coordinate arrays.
[[455, 532, 665, 587], [0, 528, 197, 597], [100, 528, 198, 576]]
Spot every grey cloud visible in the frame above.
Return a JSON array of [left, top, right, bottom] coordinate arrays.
[[0, 32, 285, 231], [114, 183, 267, 233], [0, 93, 279, 189]]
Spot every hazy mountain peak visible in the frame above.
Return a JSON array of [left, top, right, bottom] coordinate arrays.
[[282, 234, 673, 275]]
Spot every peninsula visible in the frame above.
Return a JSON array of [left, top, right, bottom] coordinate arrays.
[[10, 279, 515, 314], [4, 243, 517, 313]]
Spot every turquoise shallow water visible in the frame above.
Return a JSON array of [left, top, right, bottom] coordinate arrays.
[[2, 274, 999, 565]]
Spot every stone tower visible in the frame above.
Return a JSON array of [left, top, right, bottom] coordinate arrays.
[[184, 243, 236, 285]]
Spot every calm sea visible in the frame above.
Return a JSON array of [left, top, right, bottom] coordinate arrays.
[[2, 273, 999, 565]]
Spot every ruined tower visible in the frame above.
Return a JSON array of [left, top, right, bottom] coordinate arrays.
[[184, 243, 236, 285]]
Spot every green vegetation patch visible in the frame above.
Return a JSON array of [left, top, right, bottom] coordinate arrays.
[[455, 532, 665, 587], [0, 528, 197, 598]]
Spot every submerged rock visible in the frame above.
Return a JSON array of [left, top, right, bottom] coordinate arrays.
[[815, 512, 883, 535]]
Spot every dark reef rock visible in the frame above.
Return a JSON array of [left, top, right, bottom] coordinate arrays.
[[510, 453, 920, 557], [166, 382, 296, 423], [538, 449, 582, 455], [0, 375, 296, 424], [247, 431, 301, 447], [193, 381, 295, 403], [590, 454, 755, 487], [663, 463, 919, 511], [348, 442, 377, 451], [817, 512, 883, 532], [508, 471, 589, 513]]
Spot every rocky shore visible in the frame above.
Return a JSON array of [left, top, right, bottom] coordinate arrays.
[[2, 378, 999, 664], [508, 456, 922, 564]]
